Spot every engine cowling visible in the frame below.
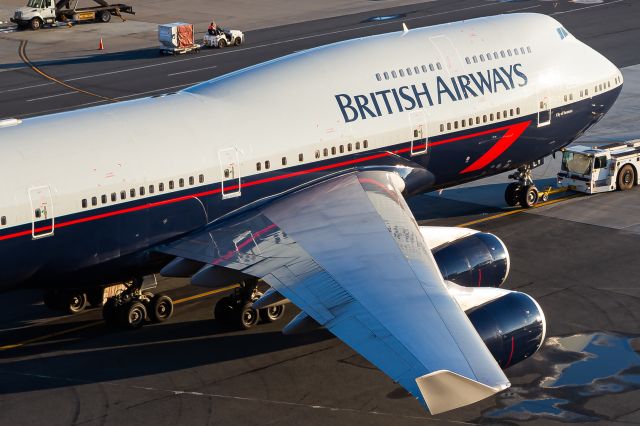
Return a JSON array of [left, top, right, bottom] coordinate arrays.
[[431, 232, 510, 288], [466, 291, 546, 369]]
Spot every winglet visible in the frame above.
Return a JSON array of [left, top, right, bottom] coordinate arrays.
[[416, 370, 509, 415], [402, 23, 409, 34]]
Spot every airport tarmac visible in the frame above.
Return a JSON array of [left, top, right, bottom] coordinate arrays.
[[1, 0, 640, 424]]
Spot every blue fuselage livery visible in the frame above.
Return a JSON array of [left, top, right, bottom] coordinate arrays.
[[336, 63, 528, 123]]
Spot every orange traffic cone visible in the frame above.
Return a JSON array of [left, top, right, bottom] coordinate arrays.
[[98, 37, 104, 50]]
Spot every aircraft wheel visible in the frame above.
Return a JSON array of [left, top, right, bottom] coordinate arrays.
[[261, 304, 285, 323], [119, 301, 147, 329], [238, 302, 259, 330], [519, 185, 538, 208], [149, 294, 173, 323], [617, 164, 635, 190], [504, 183, 521, 207]]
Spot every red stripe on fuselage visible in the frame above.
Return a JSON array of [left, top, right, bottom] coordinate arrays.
[[0, 121, 529, 242]]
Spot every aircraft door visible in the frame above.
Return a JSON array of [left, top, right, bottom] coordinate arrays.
[[218, 147, 241, 199], [537, 95, 551, 127], [410, 110, 428, 155], [28, 185, 54, 239]]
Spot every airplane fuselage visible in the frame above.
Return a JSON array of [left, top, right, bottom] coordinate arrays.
[[0, 13, 622, 290]]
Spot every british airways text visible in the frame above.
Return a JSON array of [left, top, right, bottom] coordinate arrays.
[[335, 63, 528, 123]]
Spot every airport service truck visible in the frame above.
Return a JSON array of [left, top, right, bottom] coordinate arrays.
[[11, 0, 134, 31], [557, 140, 640, 193]]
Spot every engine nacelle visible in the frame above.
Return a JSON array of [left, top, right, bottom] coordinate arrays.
[[466, 291, 546, 369], [430, 230, 510, 288]]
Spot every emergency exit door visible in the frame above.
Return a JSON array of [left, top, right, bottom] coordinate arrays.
[[28, 185, 54, 239], [410, 110, 428, 155], [218, 147, 241, 199]]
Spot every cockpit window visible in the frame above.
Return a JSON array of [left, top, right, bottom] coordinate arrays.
[[556, 27, 570, 40]]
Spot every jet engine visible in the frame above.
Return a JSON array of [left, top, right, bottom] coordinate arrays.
[[420, 226, 510, 288], [466, 291, 546, 368]]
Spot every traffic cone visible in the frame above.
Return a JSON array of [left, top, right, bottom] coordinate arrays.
[[98, 37, 104, 50]]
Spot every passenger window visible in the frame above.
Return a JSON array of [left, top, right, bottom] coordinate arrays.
[[169, 181, 174, 190], [399, 69, 405, 77], [516, 107, 520, 114], [92, 196, 97, 206], [140, 186, 145, 195], [363, 140, 369, 148], [406, 67, 412, 76], [282, 157, 287, 166], [199, 174, 204, 183], [461, 119, 466, 128], [454, 121, 459, 129], [159, 183, 164, 191], [500, 50, 505, 58], [111, 193, 117, 202], [480, 54, 485, 62], [265, 161, 270, 169], [527, 46, 532, 53], [422, 65, 428, 72], [414, 66, 420, 74], [34, 208, 41, 218], [375, 73, 381, 81], [355, 141, 361, 150], [436, 63, 442, 70], [472, 56, 477, 63], [179, 178, 184, 188], [299, 153, 304, 162], [82, 199, 87, 208], [476, 117, 480, 125], [440, 124, 444, 132], [383, 72, 389, 80], [101, 194, 107, 204], [391, 70, 397, 78], [510, 108, 514, 116], [315, 150, 321, 159], [323, 148, 328, 157], [465, 57, 471, 65], [189, 176, 194, 185], [130, 188, 136, 197], [493, 52, 499, 59], [429, 64, 435, 71], [513, 48, 519, 55], [503, 110, 507, 118], [339, 145, 344, 153], [347, 143, 352, 151], [447, 123, 451, 130], [149, 185, 155, 194], [0, 216, 5, 226], [120, 191, 126, 200], [490, 113, 494, 121], [496, 111, 501, 120], [331, 147, 336, 155], [507, 49, 512, 56], [483, 115, 487, 123], [520, 47, 526, 54]]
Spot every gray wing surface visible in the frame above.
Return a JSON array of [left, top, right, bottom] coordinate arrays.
[[159, 170, 509, 413]]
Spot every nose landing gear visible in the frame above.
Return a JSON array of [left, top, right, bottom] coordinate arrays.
[[505, 163, 549, 208]]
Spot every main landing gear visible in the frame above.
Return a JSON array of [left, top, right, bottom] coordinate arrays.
[[102, 278, 174, 329], [214, 279, 286, 330], [43, 287, 104, 315], [504, 164, 549, 209]]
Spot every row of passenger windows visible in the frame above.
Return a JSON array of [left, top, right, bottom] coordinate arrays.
[[375, 63, 442, 82], [562, 78, 616, 104], [439, 107, 521, 132], [465, 46, 531, 65], [255, 141, 369, 171], [81, 174, 205, 208]]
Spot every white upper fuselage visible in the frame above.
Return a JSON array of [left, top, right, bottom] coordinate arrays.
[[0, 13, 621, 250]]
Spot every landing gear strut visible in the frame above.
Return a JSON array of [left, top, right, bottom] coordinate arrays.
[[214, 279, 286, 330], [505, 163, 548, 208], [102, 277, 174, 329]]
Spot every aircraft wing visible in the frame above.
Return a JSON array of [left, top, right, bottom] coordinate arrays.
[[158, 170, 509, 414]]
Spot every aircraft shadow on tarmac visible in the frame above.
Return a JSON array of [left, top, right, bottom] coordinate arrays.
[[0, 317, 336, 395]]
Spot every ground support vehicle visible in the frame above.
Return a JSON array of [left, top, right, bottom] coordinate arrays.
[[557, 140, 640, 193], [203, 29, 244, 48], [11, 0, 134, 30]]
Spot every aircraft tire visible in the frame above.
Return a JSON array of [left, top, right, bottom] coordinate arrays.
[[519, 185, 538, 208], [261, 304, 285, 323], [238, 302, 259, 330], [504, 183, 521, 206], [119, 301, 147, 329], [617, 164, 635, 191], [149, 294, 173, 323]]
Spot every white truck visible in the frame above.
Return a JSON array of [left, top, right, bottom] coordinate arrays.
[[11, 0, 134, 31], [557, 140, 640, 193], [203, 28, 244, 48]]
